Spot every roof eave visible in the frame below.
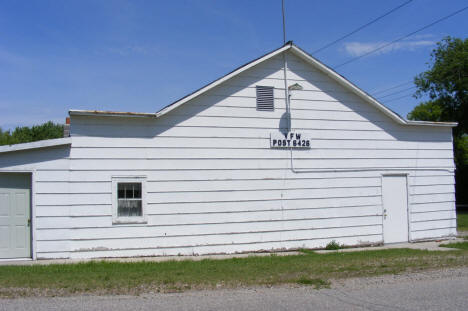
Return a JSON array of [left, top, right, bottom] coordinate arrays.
[[69, 110, 156, 118], [405, 120, 458, 127], [0, 137, 72, 154], [289, 45, 457, 128]]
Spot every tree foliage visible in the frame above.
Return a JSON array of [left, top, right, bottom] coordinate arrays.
[[412, 37, 467, 136], [407, 101, 444, 122], [0, 121, 64, 146], [408, 36, 468, 204]]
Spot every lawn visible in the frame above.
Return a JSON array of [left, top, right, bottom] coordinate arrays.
[[0, 248, 467, 297], [442, 241, 468, 250], [458, 211, 468, 231]]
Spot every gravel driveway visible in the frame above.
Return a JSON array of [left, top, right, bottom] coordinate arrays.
[[1, 267, 467, 311]]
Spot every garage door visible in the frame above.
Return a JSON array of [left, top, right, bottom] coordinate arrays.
[[0, 173, 31, 259]]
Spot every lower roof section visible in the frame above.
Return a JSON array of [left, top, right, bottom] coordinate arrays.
[[0, 138, 71, 154]]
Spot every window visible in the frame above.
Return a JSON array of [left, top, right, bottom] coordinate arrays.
[[256, 86, 274, 111], [118, 183, 142, 217], [112, 177, 147, 224]]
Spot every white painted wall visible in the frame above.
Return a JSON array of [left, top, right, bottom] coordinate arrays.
[[0, 51, 456, 259]]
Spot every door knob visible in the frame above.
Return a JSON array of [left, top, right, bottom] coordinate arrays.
[[27, 219, 31, 227]]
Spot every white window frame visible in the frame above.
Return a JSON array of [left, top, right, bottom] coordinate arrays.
[[112, 176, 147, 224]]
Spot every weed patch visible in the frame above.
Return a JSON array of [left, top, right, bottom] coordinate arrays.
[[325, 240, 342, 250], [296, 277, 330, 289]]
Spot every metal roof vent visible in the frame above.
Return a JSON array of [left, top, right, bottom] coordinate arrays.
[[256, 86, 274, 111]]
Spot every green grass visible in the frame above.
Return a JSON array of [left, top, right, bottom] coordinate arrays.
[[0, 248, 467, 297], [458, 212, 468, 231], [442, 241, 468, 250]]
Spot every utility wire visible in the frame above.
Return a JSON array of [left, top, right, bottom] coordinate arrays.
[[334, 5, 468, 69], [376, 86, 416, 99], [381, 93, 414, 103], [371, 81, 413, 95], [311, 0, 413, 55]]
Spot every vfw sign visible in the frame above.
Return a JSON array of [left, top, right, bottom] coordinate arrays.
[[270, 132, 311, 149]]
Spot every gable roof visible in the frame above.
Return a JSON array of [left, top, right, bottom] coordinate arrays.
[[70, 42, 456, 127], [154, 42, 456, 128]]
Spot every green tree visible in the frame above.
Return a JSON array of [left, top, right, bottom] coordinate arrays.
[[408, 36, 468, 204], [0, 121, 64, 146]]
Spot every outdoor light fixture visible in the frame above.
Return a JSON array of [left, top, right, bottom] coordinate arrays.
[[288, 83, 303, 91]]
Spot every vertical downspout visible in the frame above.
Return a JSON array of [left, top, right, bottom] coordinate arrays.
[[282, 51, 290, 131]]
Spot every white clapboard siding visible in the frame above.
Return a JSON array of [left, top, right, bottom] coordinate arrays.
[[65, 233, 383, 259], [70, 136, 454, 150], [36, 215, 381, 243], [35, 205, 110, 217], [0, 147, 70, 171], [35, 177, 380, 194], [71, 124, 451, 143], [411, 193, 455, 204], [410, 175, 454, 186], [34, 186, 381, 206], [36, 252, 70, 259], [149, 196, 382, 215], [411, 228, 456, 241], [411, 201, 455, 213], [35, 216, 382, 242], [189, 94, 378, 111], [411, 210, 456, 222], [411, 219, 457, 231], [60, 169, 451, 183], [69, 147, 452, 160], [56, 225, 382, 253], [67, 158, 453, 172]]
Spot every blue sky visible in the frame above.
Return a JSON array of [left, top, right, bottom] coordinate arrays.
[[0, 0, 467, 130]]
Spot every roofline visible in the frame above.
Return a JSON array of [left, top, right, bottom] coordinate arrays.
[[0, 137, 71, 154], [69, 43, 457, 128], [155, 42, 293, 118], [153, 42, 456, 128], [288, 45, 457, 128], [69, 110, 156, 118]]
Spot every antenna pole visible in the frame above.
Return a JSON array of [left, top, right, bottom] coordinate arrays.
[[282, 0, 286, 44]]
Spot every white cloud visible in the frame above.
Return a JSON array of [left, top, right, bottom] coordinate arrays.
[[343, 39, 435, 57]]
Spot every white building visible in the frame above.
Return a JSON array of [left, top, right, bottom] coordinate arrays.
[[0, 43, 457, 260]]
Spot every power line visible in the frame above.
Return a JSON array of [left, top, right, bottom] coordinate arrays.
[[334, 5, 468, 69], [376, 86, 416, 99], [381, 93, 414, 103], [311, 0, 413, 55], [371, 81, 413, 96]]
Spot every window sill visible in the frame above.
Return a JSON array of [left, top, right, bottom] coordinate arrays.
[[112, 218, 147, 225]]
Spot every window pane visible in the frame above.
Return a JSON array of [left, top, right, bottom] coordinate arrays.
[[118, 189, 125, 198], [118, 199, 142, 217], [118, 183, 141, 199]]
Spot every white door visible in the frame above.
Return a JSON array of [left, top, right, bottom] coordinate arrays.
[[0, 174, 31, 259], [382, 175, 409, 244]]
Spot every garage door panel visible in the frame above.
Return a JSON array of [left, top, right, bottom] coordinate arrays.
[[0, 192, 9, 216], [15, 225, 26, 249], [15, 192, 27, 216], [0, 226, 9, 249]]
